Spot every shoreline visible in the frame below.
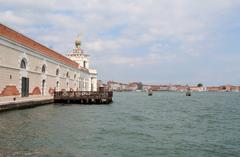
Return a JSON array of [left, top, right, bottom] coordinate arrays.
[[0, 96, 53, 112]]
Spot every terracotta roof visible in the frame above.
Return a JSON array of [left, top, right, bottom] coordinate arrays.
[[0, 23, 79, 68]]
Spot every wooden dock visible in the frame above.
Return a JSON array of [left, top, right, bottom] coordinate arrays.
[[54, 91, 113, 104]]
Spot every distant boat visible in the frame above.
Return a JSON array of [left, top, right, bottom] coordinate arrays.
[[148, 89, 153, 96], [186, 87, 191, 96]]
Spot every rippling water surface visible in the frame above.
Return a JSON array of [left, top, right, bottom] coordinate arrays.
[[0, 92, 240, 157]]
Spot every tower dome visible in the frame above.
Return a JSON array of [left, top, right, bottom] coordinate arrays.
[[75, 35, 81, 48]]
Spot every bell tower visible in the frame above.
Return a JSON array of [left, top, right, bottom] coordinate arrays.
[[66, 35, 89, 69]]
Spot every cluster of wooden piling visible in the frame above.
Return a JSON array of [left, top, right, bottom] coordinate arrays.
[[54, 91, 113, 104]]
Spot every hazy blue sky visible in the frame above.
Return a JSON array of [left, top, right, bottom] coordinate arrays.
[[1, 0, 240, 85]]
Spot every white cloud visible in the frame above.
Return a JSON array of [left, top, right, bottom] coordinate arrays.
[[0, 10, 31, 25], [0, 0, 240, 84]]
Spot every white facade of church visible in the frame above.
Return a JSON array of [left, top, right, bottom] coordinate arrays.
[[0, 24, 97, 99], [66, 36, 98, 92]]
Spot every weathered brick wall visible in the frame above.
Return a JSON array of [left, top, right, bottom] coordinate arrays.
[[0, 63, 21, 97], [28, 72, 41, 95], [1, 85, 20, 96]]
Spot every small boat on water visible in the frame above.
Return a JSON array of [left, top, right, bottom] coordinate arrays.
[[186, 91, 191, 96], [186, 87, 191, 96], [148, 89, 153, 96]]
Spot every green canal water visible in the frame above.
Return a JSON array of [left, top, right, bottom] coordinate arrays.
[[0, 92, 240, 157]]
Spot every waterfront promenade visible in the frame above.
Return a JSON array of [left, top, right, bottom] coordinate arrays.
[[0, 96, 53, 112]]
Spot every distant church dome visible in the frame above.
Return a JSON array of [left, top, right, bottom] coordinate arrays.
[[75, 35, 81, 48]]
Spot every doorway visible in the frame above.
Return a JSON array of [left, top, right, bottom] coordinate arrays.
[[42, 79, 45, 95], [56, 81, 59, 91], [21, 77, 29, 97]]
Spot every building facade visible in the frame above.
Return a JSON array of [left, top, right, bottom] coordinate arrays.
[[0, 24, 97, 99]]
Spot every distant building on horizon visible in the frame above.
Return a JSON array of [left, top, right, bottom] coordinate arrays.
[[102, 80, 240, 93], [126, 82, 142, 91]]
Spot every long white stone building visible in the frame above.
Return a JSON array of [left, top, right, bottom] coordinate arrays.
[[0, 23, 97, 99]]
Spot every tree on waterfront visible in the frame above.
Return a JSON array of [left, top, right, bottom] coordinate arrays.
[[197, 83, 203, 87]]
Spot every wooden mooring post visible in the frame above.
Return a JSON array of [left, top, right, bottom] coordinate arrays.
[[54, 91, 113, 104]]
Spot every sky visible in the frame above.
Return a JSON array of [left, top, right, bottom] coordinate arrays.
[[0, 0, 240, 86]]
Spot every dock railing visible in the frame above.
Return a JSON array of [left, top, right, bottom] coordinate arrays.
[[54, 91, 113, 104]]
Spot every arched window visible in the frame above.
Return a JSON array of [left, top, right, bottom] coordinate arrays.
[[66, 72, 69, 78], [56, 68, 59, 76], [74, 74, 76, 79], [42, 64, 46, 73], [20, 58, 27, 69]]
